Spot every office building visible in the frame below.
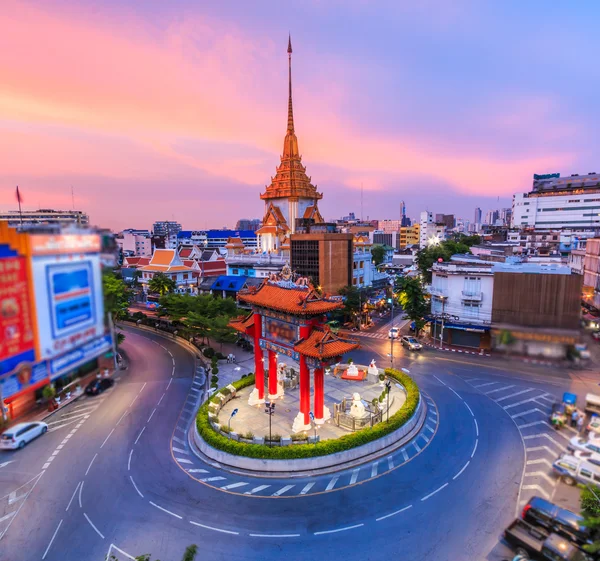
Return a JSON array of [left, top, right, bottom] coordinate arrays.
[[235, 218, 261, 232], [400, 224, 420, 248], [176, 231, 208, 248], [474, 207, 482, 226], [116, 229, 152, 257], [0, 208, 89, 227], [207, 230, 258, 251], [152, 221, 182, 237]]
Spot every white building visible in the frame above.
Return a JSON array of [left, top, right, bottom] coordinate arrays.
[[419, 211, 433, 248], [138, 249, 199, 294], [117, 229, 152, 256], [0, 208, 89, 227]]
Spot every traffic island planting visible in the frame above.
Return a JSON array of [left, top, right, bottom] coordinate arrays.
[[195, 368, 420, 460]]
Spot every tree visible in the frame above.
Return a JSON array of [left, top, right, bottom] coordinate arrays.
[[580, 485, 600, 554], [371, 244, 386, 266], [102, 271, 130, 321], [148, 272, 176, 296], [415, 240, 471, 282], [211, 315, 238, 350], [397, 276, 429, 335], [109, 543, 197, 561], [184, 311, 212, 345]]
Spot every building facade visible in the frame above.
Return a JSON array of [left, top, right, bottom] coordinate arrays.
[[0, 209, 89, 227], [152, 221, 182, 237], [117, 229, 152, 256]]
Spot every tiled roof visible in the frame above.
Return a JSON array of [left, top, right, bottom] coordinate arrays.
[[179, 248, 192, 258], [150, 249, 176, 266], [211, 275, 248, 292], [238, 282, 343, 315], [229, 313, 255, 334], [294, 329, 359, 359]]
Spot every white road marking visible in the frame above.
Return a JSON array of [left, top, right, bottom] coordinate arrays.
[[413, 441, 421, 452], [496, 388, 534, 403], [128, 450, 133, 471], [473, 382, 497, 389], [150, 501, 182, 519], [471, 439, 478, 458], [522, 484, 550, 499], [453, 461, 470, 480], [536, 394, 555, 404], [57, 445, 64, 450], [518, 420, 550, 429], [485, 385, 515, 395], [48, 418, 85, 431], [106, 545, 136, 561], [200, 476, 226, 482], [187, 469, 209, 474], [401, 448, 408, 461], [526, 458, 553, 468], [51, 450, 60, 456], [371, 462, 379, 478], [147, 408, 157, 423], [189, 521, 239, 535], [66, 482, 81, 512], [72, 402, 99, 411], [511, 408, 548, 419], [85, 454, 98, 476], [42, 463, 51, 470], [387, 456, 394, 470], [524, 471, 556, 486], [244, 485, 270, 495], [426, 424, 435, 433], [42, 519, 62, 559], [134, 426, 145, 445], [326, 477, 339, 491], [116, 411, 128, 425], [463, 401, 474, 417], [0, 512, 15, 523], [8, 491, 27, 505], [421, 482, 449, 501], [474, 418, 479, 437], [172, 436, 186, 445], [221, 482, 248, 490], [166, 378, 173, 390], [84, 512, 105, 538], [421, 433, 430, 443], [314, 523, 364, 535], [504, 397, 546, 410], [78, 480, 84, 508], [376, 504, 412, 521], [157, 393, 166, 406], [250, 533, 300, 538], [100, 428, 115, 449], [350, 469, 360, 485], [129, 395, 139, 408], [138, 382, 147, 394], [173, 447, 188, 454], [176, 458, 193, 464], [523, 433, 565, 450], [129, 476, 144, 498], [526, 445, 562, 455], [272, 485, 295, 496], [300, 482, 316, 495]]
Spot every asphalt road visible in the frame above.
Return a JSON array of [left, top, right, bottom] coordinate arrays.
[[0, 325, 594, 561]]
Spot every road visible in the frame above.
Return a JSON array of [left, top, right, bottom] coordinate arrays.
[[0, 324, 595, 561]]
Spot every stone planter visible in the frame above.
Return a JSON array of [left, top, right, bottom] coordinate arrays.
[[253, 436, 265, 445]]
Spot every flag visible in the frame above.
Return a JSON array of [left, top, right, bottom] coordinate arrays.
[[15, 186, 23, 204]]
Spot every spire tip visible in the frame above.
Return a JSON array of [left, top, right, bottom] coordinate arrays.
[[287, 34, 292, 54]]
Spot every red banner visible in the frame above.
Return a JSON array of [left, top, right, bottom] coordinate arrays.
[[0, 256, 35, 363]]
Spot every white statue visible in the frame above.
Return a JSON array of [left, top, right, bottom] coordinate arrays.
[[368, 359, 378, 376], [347, 362, 359, 377], [349, 392, 367, 418]]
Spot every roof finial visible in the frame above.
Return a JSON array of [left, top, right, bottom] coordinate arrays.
[[287, 34, 294, 133]]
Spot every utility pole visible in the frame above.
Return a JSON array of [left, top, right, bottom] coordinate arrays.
[[439, 298, 446, 349], [389, 279, 395, 370]]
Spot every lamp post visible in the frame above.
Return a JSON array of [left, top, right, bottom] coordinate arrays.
[[385, 379, 392, 423], [389, 278, 395, 370], [264, 401, 275, 447], [309, 411, 317, 441], [228, 408, 238, 439]]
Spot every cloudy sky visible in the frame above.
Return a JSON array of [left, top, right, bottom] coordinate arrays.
[[1, 1, 597, 231]]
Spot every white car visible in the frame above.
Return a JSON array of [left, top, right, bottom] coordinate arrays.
[[401, 336, 422, 351], [588, 415, 600, 435], [388, 327, 400, 339], [0, 422, 48, 450], [567, 434, 600, 455]]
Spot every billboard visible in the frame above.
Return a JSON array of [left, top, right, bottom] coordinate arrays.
[[30, 244, 105, 361], [49, 334, 112, 378], [0, 361, 49, 401], [263, 317, 298, 348], [0, 255, 36, 375]]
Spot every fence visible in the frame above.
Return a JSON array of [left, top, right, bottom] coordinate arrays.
[[333, 395, 395, 431]]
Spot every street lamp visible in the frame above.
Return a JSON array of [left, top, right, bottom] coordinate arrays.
[[264, 401, 275, 447], [385, 379, 392, 423], [228, 408, 238, 440], [309, 411, 317, 441]]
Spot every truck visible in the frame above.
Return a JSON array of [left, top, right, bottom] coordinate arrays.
[[504, 518, 591, 560], [585, 394, 600, 416]]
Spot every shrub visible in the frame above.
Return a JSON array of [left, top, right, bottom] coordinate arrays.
[[291, 432, 308, 442], [347, 358, 353, 364], [211, 375, 219, 383], [212, 366, 219, 376], [196, 368, 419, 460], [242, 431, 254, 440], [42, 384, 56, 400], [268, 434, 281, 442], [221, 387, 231, 396], [378, 373, 385, 381], [216, 352, 226, 360], [203, 347, 215, 359], [220, 424, 231, 434]]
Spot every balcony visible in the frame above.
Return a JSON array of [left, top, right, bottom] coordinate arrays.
[[226, 253, 287, 265], [428, 286, 448, 298], [461, 290, 483, 301]]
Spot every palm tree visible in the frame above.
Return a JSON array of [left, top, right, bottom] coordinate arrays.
[[148, 272, 176, 296]]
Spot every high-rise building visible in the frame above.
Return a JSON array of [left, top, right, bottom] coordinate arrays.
[[0, 208, 89, 227], [153, 221, 182, 237], [235, 218, 261, 232], [435, 214, 455, 229], [419, 211, 433, 248], [485, 210, 500, 226], [474, 207, 482, 225]]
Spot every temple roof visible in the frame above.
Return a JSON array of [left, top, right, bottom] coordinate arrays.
[[229, 312, 255, 334], [294, 329, 360, 359], [237, 280, 342, 315]]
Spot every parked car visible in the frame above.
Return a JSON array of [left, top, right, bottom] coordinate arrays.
[[388, 327, 400, 339], [553, 453, 600, 487], [0, 422, 48, 450], [504, 518, 590, 561], [592, 331, 600, 341], [85, 378, 114, 396], [585, 394, 600, 416], [588, 415, 600, 435], [576, 344, 591, 360], [567, 434, 600, 454], [521, 496, 591, 547], [400, 336, 422, 351]]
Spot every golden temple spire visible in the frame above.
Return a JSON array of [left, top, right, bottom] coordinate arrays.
[[287, 34, 294, 133]]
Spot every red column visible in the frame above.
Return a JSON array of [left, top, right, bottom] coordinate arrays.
[[314, 365, 324, 420], [268, 349, 278, 397], [299, 323, 311, 425], [253, 313, 264, 400]]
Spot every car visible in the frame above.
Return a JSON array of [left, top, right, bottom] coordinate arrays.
[[388, 327, 400, 339], [575, 344, 591, 360], [568, 434, 600, 454], [588, 415, 600, 434], [401, 336, 422, 351], [592, 331, 600, 341], [0, 422, 48, 450], [85, 378, 114, 396]]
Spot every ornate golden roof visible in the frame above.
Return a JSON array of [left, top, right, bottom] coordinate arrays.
[[260, 37, 323, 203]]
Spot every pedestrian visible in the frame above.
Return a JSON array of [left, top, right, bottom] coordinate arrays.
[[572, 409, 579, 428], [577, 414, 585, 435], [232, 354, 236, 363]]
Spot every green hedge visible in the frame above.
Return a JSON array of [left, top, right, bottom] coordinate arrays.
[[196, 368, 420, 460]]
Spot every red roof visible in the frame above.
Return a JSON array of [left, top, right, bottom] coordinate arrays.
[[229, 313, 255, 334], [237, 282, 342, 315], [294, 329, 359, 359], [124, 257, 150, 268], [179, 248, 193, 258]]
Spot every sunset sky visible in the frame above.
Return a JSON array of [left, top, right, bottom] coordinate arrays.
[[1, 1, 598, 231]]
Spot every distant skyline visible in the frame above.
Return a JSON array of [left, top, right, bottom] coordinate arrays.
[[1, 1, 598, 231]]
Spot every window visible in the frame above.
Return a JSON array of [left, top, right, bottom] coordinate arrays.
[[171, 275, 177, 281], [183, 273, 188, 280], [232, 269, 238, 275], [580, 468, 593, 479]]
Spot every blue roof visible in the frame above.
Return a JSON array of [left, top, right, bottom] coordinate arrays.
[[206, 230, 257, 239], [211, 275, 248, 292]]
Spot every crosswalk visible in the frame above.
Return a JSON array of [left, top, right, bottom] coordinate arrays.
[[173, 393, 439, 498], [464, 378, 569, 506]]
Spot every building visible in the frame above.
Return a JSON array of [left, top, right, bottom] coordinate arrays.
[[435, 214, 455, 229], [399, 224, 420, 249], [569, 247, 586, 276], [290, 232, 353, 294], [116, 229, 152, 256], [152, 221, 182, 237], [419, 211, 433, 248], [377, 220, 401, 233], [256, 38, 324, 255], [419, 209, 447, 248], [0, 208, 89, 227], [176, 231, 208, 248], [474, 207, 482, 226], [235, 218, 261, 232], [506, 228, 594, 256], [512, 172, 600, 230], [485, 210, 500, 226], [207, 230, 258, 251], [372, 230, 398, 250], [582, 238, 600, 309], [138, 249, 199, 294]]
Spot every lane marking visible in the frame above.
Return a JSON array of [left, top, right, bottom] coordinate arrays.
[[129, 476, 144, 498], [272, 485, 295, 496], [350, 469, 360, 485], [496, 388, 534, 403], [244, 485, 270, 495], [376, 504, 412, 522], [522, 484, 550, 499], [473, 381, 497, 389], [526, 445, 562, 455], [413, 441, 421, 453], [84, 512, 105, 539], [511, 408, 547, 419], [401, 448, 408, 462], [107, 545, 136, 561], [48, 410, 93, 423], [453, 461, 470, 480], [173, 447, 188, 455], [421, 482, 449, 501], [149, 501, 182, 519], [504, 397, 546, 410], [221, 482, 248, 490], [485, 385, 515, 395], [129, 395, 139, 408], [66, 482, 81, 512], [314, 523, 364, 535], [189, 521, 239, 535], [474, 418, 479, 437], [421, 434, 430, 443], [157, 393, 166, 406], [0, 512, 15, 523], [148, 408, 157, 423], [116, 411, 128, 425], [325, 477, 339, 491], [300, 482, 315, 495], [200, 476, 226, 482], [85, 453, 98, 476], [42, 519, 63, 560], [523, 433, 565, 450], [100, 428, 115, 449], [426, 424, 435, 433], [138, 382, 147, 395], [134, 426, 145, 445], [370, 462, 379, 478], [176, 458, 193, 464], [524, 471, 556, 486], [128, 450, 133, 471], [187, 469, 209, 474], [166, 378, 173, 390], [471, 439, 478, 458], [172, 436, 186, 445], [250, 533, 300, 538], [387, 456, 394, 470], [526, 458, 553, 468], [78, 480, 84, 508]]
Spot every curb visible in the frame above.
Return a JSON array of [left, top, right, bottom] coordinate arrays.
[[422, 341, 491, 357]]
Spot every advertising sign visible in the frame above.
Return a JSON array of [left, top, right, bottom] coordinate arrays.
[[263, 317, 298, 348], [0, 361, 49, 400], [49, 334, 112, 378], [30, 234, 101, 255], [0, 256, 36, 375]]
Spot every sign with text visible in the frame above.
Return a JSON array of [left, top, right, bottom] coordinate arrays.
[[30, 234, 101, 255], [0, 361, 49, 400], [263, 317, 298, 348]]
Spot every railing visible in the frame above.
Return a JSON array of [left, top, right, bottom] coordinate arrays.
[[461, 290, 483, 301], [226, 254, 287, 264], [428, 286, 447, 298], [333, 396, 395, 431]]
